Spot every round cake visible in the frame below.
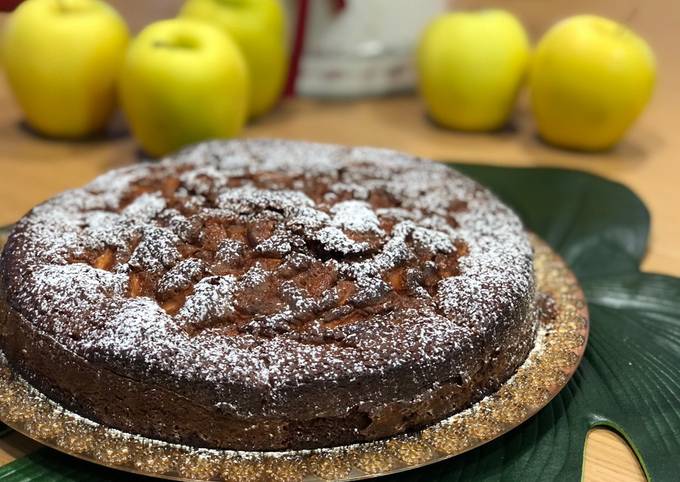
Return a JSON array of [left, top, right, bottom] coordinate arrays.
[[0, 139, 536, 451]]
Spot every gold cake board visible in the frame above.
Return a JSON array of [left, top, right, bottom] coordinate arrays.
[[0, 235, 588, 481]]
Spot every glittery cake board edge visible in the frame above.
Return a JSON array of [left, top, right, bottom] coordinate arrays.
[[0, 234, 589, 482]]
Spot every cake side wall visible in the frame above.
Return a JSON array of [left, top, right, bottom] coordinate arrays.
[[0, 265, 537, 451]]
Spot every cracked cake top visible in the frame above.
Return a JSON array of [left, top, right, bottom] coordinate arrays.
[[1, 139, 534, 418]]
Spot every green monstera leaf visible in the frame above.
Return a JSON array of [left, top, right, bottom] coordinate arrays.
[[1, 165, 679, 482], [376, 165, 680, 482]]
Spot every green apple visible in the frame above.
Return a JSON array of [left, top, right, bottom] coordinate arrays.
[[119, 19, 249, 158], [530, 15, 656, 151], [417, 10, 530, 131], [179, 0, 287, 118], [1, 0, 129, 138]]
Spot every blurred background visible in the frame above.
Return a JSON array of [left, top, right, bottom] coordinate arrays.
[[1, 0, 677, 270]]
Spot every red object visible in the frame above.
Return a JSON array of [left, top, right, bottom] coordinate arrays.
[[284, 0, 347, 97], [0, 0, 23, 12], [284, 0, 310, 97], [331, 0, 346, 14]]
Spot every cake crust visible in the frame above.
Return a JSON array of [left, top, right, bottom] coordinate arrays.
[[0, 140, 535, 450]]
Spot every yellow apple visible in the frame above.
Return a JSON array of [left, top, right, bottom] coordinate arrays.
[[119, 19, 249, 158], [1, 0, 129, 138], [530, 15, 656, 151], [179, 0, 287, 118], [417, 10, 530, 131]]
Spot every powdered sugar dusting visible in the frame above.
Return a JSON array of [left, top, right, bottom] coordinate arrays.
[[329, 200, 383, 235], [2, 139, 535, 419]]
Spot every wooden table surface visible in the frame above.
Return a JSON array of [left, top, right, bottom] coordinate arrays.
[[1, 0, 679, 480]]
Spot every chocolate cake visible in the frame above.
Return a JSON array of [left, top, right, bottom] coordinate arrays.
[[0, 139, 536, 451]]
